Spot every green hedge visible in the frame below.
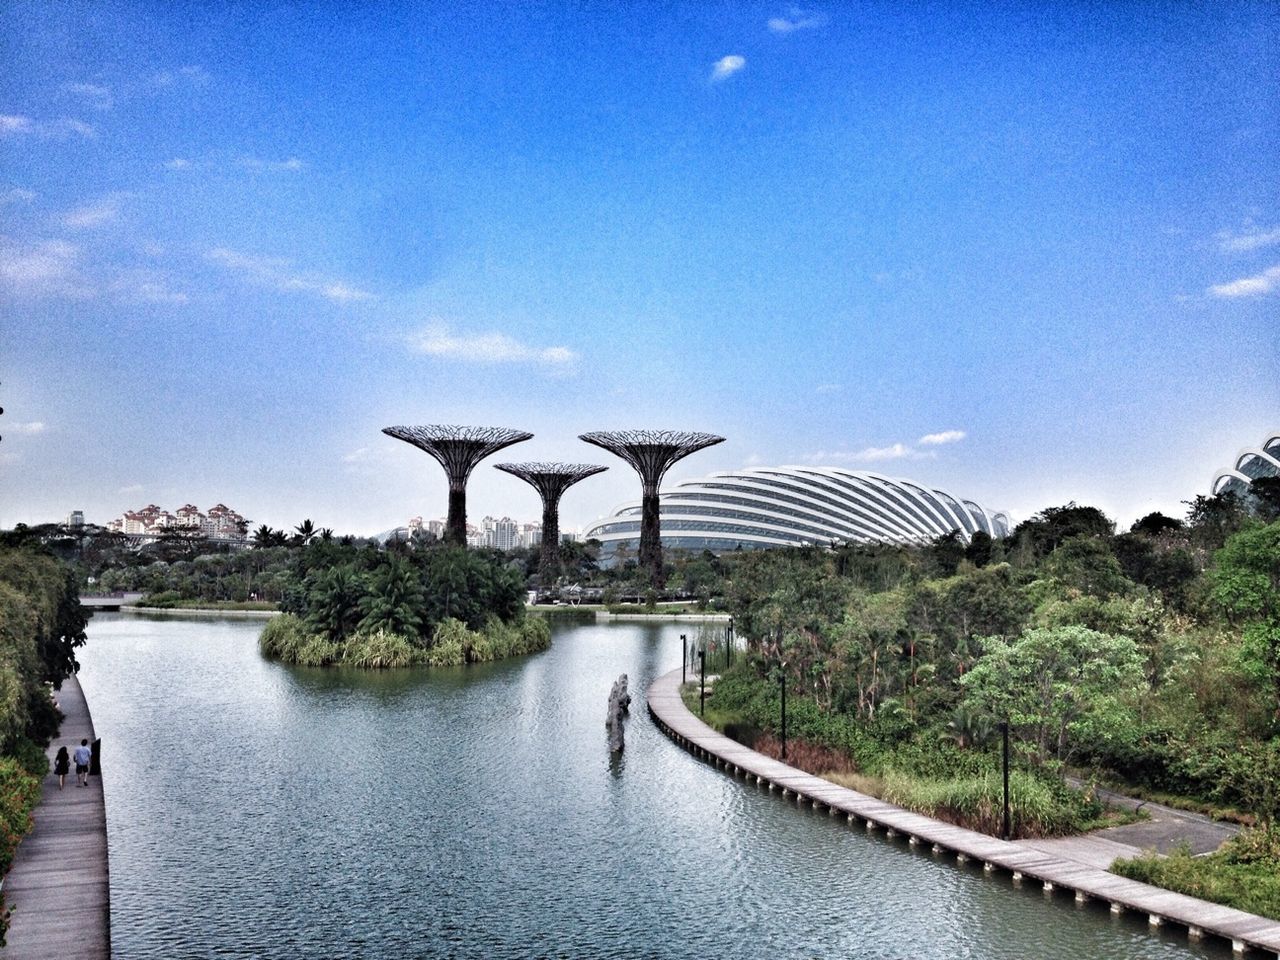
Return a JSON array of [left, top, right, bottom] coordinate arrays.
[[0, 756, 43, 944]]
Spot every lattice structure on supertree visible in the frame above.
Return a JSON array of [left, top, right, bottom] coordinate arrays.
[[494, 462, 608, 584], [578, 430, 725, 587], [382, 424, 533, 545]]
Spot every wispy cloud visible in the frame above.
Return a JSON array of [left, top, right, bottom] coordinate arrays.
[[62, 82, 113, 110], [6, 421, 46, 435], [710, 55, 746, 82], [239, 156, 305, 172], [62, 192, 129, 229], [1217, 226, 1280, 254], [207, 247, 375, 303], [768, 8, 826, 33], [407, 322, 578, 370], [918, 429, 966, 446], [0, 237, 88, 298], [1, 115, 96, 139], [153, 65, 210, 88], [802, 443, 928, 464], [1208, 264, 1280, 299], [164, 158, 190, 170], [108, 270, 190, 305], [1, 188, 36, 205], [815, 383, 841, 394]]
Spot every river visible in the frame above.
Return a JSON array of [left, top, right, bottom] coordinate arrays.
[[78, 613, 1225, 959]]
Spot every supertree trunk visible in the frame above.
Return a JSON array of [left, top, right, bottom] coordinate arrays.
[[578, 430, 725, 590], [493, 462, 608, 587], [447, 486, 468, 545]]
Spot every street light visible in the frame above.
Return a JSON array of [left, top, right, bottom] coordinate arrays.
[[698, 649, 706, 717], [999, 720, 1011, 840], [779, 664, 788, 761], [681, 633, 687, 685]]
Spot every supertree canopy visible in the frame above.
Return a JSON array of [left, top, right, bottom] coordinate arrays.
[[578, 429, 724, 587], [383, 424, 533, 545], [493, 462, 608, 584]]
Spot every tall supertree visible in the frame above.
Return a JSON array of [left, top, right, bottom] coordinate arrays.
[[579, 429, 724, 587], [494, 462, 608, 583], [382, 425, 533, 545]]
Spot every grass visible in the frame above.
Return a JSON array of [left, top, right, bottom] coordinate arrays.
[[259, 614, 551, 668], [138, 596, 278, 611], [1113, 826, 1280, 920]]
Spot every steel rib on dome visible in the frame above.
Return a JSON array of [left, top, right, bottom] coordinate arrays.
[[583, 466, 1009, 555], [1210, 430, 1280, 498]]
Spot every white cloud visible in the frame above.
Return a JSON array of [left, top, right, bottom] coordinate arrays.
[[743, 453, 764, 467], [815, 383, 841, 394], [1217, 226, 1280, 254], [62, 82, 113, 110], [1, 188, 36, 205], [710, 55, 746, 81], [154, 65, 210, 88], [918, 429, 966, 446], [62, 192, 128, 228], [207, 246, 375, 303], [768, 8, 826, 33], [1, 115, 96, 139], [0, 115, 34, 134], [164, 158, 190, 170], [108, 270, 190, 305], [342, 447, 372, 464], [1208, 264, 1280, 298], [240, 156, 305, 172], [0, 237, 87, 297], [803, 443, 929, 464], [6, 421, 46, 435], [407, 322, 579, 370]]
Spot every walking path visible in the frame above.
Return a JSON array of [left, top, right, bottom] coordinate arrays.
[[4, 673, 110, 958], [647, 667, 1280, 958]]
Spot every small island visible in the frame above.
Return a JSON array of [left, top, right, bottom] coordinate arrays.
[[260, 541, 549, 668]]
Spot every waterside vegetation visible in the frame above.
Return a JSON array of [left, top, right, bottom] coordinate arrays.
[[258, 540, 549, 668], [0, 543, 87, 942]]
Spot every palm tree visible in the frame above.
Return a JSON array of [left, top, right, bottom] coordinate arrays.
[[306, 565, 366, 641], [358, 556, 426, 639], [293, 519, 317, 546]]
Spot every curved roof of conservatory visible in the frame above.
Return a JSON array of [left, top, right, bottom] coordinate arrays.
[[583, 466, 1010, 554], [1211, 432, 1280, 499]]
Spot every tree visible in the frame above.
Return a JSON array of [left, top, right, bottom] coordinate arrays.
[[305, 565, 366, 642], [1041, 535, 1132, 599], [1212, 522, 1280, 723], [1008, 503, 1115, 561], [358, 556, 426, 639], [1185, 492, 1250, 553], [1250, 477, 1280, 523], [961, 625, 1145, 769], [1130, 512, 1184, 536], [964, 530, 995, 568], [292, 519, 317, 546]]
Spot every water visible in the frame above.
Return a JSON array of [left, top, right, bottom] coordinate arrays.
[[79, 614, 1225, 959]]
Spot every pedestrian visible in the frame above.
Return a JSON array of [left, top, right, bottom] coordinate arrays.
[[53, 746, 70, 790], [73, 738, 92, 787]]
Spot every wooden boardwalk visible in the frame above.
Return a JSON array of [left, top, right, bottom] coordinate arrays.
[[4, 673, 110, 958], [647, 667, 1280, 958]]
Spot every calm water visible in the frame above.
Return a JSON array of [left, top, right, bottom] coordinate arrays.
[[79, 614, 1224, 960]]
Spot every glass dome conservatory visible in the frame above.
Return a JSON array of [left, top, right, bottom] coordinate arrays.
[[583, 466, 1010, 558]]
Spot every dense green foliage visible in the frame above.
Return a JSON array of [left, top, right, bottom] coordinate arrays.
[[699, 498, 1280, 850], [261, 540, 546, 668], [0, 546, 87, 943], [1113, 825, 1280, 921]]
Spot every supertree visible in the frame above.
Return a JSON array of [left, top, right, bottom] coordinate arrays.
[[493, 462, 608, 583], [382, 425, 532, 545], [578, 429, 724, 587]]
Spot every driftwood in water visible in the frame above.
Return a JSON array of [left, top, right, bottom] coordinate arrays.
[[606, 674, 631, 753]]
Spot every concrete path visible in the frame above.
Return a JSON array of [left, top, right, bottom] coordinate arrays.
[[1064, 779, 1241, 856], [648, 667, 1280, 958], [4, 673, 110, 958]]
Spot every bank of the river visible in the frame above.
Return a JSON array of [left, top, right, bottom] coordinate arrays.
[[647, 667, 1280, 958], [120, 606, 280, 619], [4, 673, 110, 959]]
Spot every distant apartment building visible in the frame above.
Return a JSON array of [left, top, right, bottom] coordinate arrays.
[[519, 523, 542, 549], [65, 510, 85, 529], [107, 502, 249, 541]]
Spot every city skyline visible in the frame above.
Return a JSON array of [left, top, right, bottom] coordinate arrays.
[[3, 3, 1277, 536]]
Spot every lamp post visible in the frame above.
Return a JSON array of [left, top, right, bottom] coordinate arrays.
[[779, 667, 787, 761], [681, 634, 687, 685], [999, 720, 1011, 841], [698, 649, 706, 717]]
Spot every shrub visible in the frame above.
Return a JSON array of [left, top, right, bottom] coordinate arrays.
[[343, 630, 417, 669], [0, 755, 42, 945]]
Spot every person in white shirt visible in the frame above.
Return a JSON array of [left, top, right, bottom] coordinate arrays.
[[73, 739, 92, 787]]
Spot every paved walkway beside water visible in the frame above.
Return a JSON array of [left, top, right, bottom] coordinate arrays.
[[647, 667, 1280, 958], [4, 673, 110, 958]]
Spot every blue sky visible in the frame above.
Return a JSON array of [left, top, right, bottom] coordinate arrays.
[[3, 2, 1277, 535]]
